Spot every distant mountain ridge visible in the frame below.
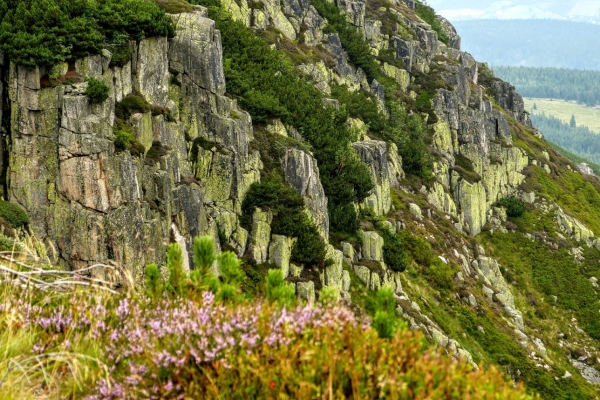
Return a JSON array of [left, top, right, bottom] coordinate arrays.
[[452, 19, 600, 70]]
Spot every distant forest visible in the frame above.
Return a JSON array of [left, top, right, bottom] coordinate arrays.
[[493, 66, 600, 106], [453, 20, 600, 70], [531, 113, 600, 166]]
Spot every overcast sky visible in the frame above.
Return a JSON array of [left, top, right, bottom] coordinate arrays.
[[426, 0, 600, 22]]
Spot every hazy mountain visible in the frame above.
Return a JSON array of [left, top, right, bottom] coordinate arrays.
[[452, 19, 600, 70]]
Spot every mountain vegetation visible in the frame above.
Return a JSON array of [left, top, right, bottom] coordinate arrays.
[[3, 0, 600, 398], [494, 66, 600, 106], [530, 113, 600, 165]]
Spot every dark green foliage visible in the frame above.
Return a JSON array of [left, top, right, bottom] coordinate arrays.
[[329, 203, 360, 235], [241, 175, 326, 265], [331, 84, 385, 133], [310, 0, 380, 82], [0, 0, 174, 67], [166, 242, 186, 297], [0, 200, 29, 229], [422, 258, 455, 293], [85, 78, 109, 104], [379, 228, 410, 272], [415, 1, 448, 45], [497, 196, 526, 217], [108, 44, 132, 68], [144, 263, 162, 299], [265, 269, 296, 307], [372, 287, 404, 339], [383, 103, 432, 178]]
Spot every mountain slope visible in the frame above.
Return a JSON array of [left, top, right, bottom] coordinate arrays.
[[1, 0, 600, 397]]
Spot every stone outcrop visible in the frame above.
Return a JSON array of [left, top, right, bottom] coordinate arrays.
[[6, 10, 261, 271], [283, 148, 329, 239]]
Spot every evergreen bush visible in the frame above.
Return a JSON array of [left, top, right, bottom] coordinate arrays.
[[497, 196, 527, 217], [85, 78, 109, 104], [0, 0, 174, 67]]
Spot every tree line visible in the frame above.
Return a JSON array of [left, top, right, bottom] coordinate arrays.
[[531, 112, 600, 165], [494, 66, 600, 106]]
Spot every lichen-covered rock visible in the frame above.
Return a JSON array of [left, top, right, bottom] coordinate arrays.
[[354, 264, 371, 287], [409, 203, 423, 220], [382, 63, 410, 91], [7, 14, 260, 272], [134, 37, 169, 107], [249, 208, 273, 264], [168, 11, 226, 96], [268, 234, 296, 278], [283, 148, 329, 239], [555, 207, 595, 242], [322, 244, 344, 290], [296, 280, 315, 303], [360, 230, 384, 262], [352, 140, 393, 216], [437, 16, 460, 50]]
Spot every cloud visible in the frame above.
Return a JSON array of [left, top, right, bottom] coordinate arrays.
[[437, 8, 487, 19]]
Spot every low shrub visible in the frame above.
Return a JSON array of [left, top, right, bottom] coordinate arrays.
[[0, 199, 28, 229], [85, 78, 109, 104], [497, 195, 527, 217], [115, 94, 150, 120], [380, 229, 411, 272], [113, 122, 145, 156]]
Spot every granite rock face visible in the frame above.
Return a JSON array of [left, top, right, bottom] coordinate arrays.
[[6, 11, 260, 272]]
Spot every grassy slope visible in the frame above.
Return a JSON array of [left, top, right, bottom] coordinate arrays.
[[524, 98, 600, 133]]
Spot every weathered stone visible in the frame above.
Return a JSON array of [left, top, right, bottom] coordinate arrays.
[[409, 203, 423, 220], [354, 264, 371, 287], [249, 208, 272, 264], [296, 281, 315, 303], [352, 140, 392, 216], [135, 37, 169, 106], [323, 244, 344, 290], [169, 11, 226, 95], [342, 270, 351, 292], [283, 148, 329, 238], [268, 235, 297, 278], [555, 207, 595, 242], [360, 230, 384, 262]]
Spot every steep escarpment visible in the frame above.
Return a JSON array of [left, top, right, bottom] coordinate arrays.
[[3, 0, 600, 397]]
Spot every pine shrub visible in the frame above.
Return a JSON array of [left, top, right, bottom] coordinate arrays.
[[85, 78, 109, 104]]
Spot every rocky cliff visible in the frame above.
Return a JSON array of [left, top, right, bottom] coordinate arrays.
[[3, 0, 600, 396]]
